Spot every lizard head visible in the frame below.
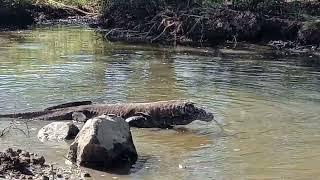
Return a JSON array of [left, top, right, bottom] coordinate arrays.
[[183, 102, 214, 122], [168, 101, 214, 125]]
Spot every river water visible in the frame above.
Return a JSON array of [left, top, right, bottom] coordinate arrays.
[[0, 26, 319, 179]]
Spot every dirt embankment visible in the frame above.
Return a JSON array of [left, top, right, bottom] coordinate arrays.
[[98, 0, 320, 49], [1, 0, 319, 50], [0, 148, 84, 179], [0, 2, 96, 30]]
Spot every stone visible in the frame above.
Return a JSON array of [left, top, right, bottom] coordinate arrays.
[[42, 176, 49, 180], [37, 122, 79, 142], [67, 114, 138, 169], [31, 156, 45, 165], [82, 172, 91, 177]]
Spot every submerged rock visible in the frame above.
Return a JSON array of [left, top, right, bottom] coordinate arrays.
[[67, 114, 138, 169], [37, 122, 79, 142]]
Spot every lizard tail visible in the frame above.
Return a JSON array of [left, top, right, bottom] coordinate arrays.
[[0, 111, 48, 119]]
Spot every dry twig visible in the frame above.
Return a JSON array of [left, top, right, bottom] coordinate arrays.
[[0, 119, 31, 138]]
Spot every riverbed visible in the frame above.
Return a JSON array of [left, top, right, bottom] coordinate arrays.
[[0, 25, 320, 179]]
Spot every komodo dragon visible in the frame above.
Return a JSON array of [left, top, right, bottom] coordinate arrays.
[[0, 100, 214, 128]]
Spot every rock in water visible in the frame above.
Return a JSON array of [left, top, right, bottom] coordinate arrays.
[[37, 122, 79, 142], [67, 115, 138, 169]]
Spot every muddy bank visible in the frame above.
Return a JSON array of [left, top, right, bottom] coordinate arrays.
[[0, 148, 84, 179], [0, 2, 96, 30], [99, 0, 320, 48], [1, 0, 319, 51]]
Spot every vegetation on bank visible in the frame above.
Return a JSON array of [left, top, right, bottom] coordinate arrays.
[[0, 0, 99, 28], [1, 0, 319, 47], [99, 0, 319, 47], [1, 0, 97, 8], [3, 0, 319, 16]]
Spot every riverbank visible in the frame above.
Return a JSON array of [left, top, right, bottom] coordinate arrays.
[[0, 0, 98, 30], [1, 0, 319, 50], [0, 148, 85, 179], [99, 0, 320, 49]]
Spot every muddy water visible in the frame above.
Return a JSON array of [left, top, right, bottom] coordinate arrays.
[[0, 26, 320, 179]]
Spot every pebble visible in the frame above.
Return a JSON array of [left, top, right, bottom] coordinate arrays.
[[0, 148, 83, 180], [83, 172, 91, 177]]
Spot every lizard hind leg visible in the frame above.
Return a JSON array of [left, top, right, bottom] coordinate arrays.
[[72, 112, 87, 122]]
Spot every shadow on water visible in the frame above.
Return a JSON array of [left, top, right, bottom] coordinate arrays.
[[80, 160, 142, 175], [94, 155, 152, 175]]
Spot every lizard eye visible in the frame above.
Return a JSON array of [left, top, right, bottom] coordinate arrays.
[[185, 102, 196, 114]]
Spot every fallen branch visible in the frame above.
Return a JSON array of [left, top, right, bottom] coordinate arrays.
[[0, 120, 31, 138], [0, 126, 12, 137]]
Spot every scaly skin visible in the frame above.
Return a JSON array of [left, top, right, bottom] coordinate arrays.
[[0, 100, 214, 128]]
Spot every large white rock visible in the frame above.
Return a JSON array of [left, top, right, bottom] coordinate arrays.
[[67, 114, 137, 169], [37, 122, 79, 142]]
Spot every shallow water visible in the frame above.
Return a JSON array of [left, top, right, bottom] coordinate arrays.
[[0, 25, 320, 179]]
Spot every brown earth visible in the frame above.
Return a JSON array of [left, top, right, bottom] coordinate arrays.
[[0, 148, 83, 179], [0, 0, 319, 49], [0, 3, 95, 30], [99, 0, 320, 48]]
